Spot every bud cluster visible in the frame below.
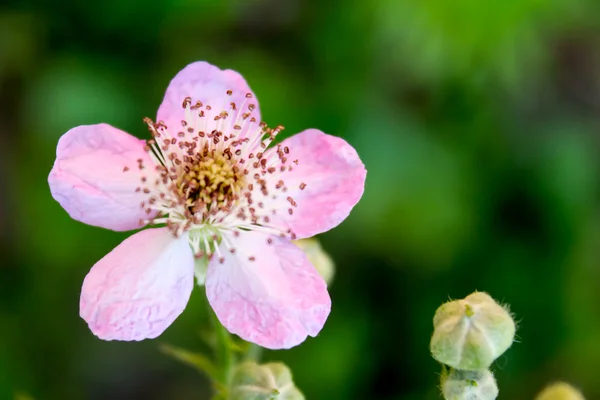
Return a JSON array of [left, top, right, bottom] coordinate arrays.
[[430, 292, 516, 400]]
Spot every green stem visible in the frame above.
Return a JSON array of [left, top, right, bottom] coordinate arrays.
[[244, 343, 264, 362], [207, 302, 235, 387]]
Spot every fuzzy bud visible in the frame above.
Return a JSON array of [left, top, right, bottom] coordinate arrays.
[[430, 292, 516, 370], [442, 369, 499, 400], [535, 382, 585, 400], [230, 362, 305, 400], [293, 238, 335, 285]]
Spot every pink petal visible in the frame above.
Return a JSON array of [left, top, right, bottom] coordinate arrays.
[[80, 228, 194, 341], [264, 129, 366, 239], [205, 231, 331, 349], [48, 124, 158, 231], [156, 61, 260, 136]]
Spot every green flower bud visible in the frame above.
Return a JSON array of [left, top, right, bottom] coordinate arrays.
[[293, 238, 335, 285], [430, 292, 516, 370], [230, 362, 305, 400], [441, 369, 499, 400], [535, 382, 585, 400]]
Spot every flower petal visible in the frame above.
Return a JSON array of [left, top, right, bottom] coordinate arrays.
[[48, 124, 158, 231], [157, 61, 260, 136], [205, 231, 331, 349], [264, 129, 366, 239], [80, 228, 194, 341]]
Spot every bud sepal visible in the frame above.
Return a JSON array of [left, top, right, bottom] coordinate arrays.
[[230, 361, 305, 400], [441, 368, 499, 400], [430, 292, 516, 371]]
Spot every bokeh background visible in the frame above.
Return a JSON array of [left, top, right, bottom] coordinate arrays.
[[2, 0, 600, 399]]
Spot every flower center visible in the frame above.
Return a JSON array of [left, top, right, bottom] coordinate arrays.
[[177, 146, 244, 213], [128, 90, 302, 261]]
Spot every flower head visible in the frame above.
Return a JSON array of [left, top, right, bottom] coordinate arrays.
[[48, 61, 366, 349], [430, 292, 516, 370], [535, 382, 585, 400], [441, 369, 499, 400], [231, 362, 305, 400]]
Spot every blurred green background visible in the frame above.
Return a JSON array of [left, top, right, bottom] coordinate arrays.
[[2, 0, 600, 399]]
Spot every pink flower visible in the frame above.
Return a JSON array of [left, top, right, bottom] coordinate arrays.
[[48, 61, 366, 349]]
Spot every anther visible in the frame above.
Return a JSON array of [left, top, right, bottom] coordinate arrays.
[[286, 197, 297, 207]]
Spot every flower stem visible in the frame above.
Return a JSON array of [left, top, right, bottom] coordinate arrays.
[[244, 343, 263, 362], [207, 302, 235, 387]]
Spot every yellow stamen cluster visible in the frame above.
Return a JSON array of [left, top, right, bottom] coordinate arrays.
[[178, 147, 244, 212]]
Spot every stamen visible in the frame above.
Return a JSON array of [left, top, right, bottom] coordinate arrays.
[[135, 90, 299, 258]]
